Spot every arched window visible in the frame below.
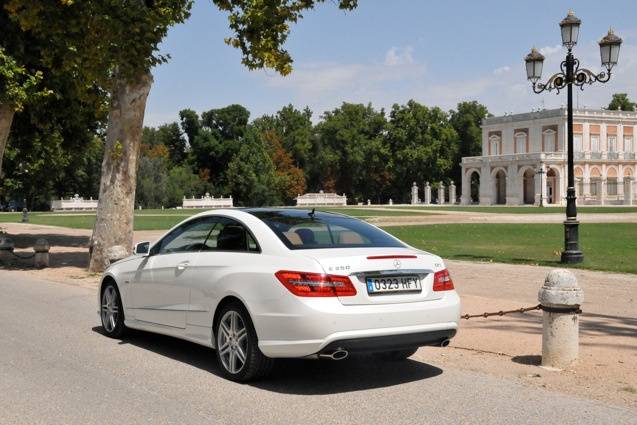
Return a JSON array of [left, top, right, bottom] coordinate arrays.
[[489, 135, 501, 156], [515, 132, 527, 153], [543, 129, 556, 152]]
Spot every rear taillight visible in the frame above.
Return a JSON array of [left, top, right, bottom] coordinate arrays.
[[432, 269, 454, 291], [275, 270, 357, 297]]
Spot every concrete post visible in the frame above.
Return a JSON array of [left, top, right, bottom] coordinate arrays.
[[33, 238, 50, 268], [438, 181, 445, 205], [0, 236, 15, 263], [424, 182, 431, 205], [21, 208, 29, 223], [388, 199, 393, 206], [537, 269, 584, 370], [410, 182, 418, 204], [449, 182, 456, 205]]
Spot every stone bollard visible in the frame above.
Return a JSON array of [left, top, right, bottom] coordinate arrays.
[[538, 269, 584, 370], [22, 208, 29, 223], [0, 236, 15, 263], [106, 245, 128, 265], [33, 238, 50, 268]]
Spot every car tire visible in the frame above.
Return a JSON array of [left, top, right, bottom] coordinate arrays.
[[215, 302, 274, 382], [374, 347, 418, 361], [100, 281, 127, 338]]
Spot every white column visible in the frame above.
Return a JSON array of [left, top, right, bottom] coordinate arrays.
[[424, 182, 431, 205], [438, 182, 445, 205], [449, 182, 457, 205], [411, 182, 419, 205], [480, 164, 492, 205], [626, 178, 634, 205], [460, 168, 470, 205], [506, 164, 518, 205]]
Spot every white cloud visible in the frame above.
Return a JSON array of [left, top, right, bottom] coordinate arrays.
[[384, 46, 414, 66], [254, 39, 637, 121], [493, 66, 511, 75], [539, 44, 563, 57]]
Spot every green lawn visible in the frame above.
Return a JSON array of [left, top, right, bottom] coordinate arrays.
[[2, 210, 635, 273], [390, 205, 637, 214], [0, 211, 192, 230], [384, 223, 637, 274], [0, 206, 432, 229]]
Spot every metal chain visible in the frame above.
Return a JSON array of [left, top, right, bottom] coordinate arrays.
[[461, 304, 542, 320], [461, 303, 582, 320]]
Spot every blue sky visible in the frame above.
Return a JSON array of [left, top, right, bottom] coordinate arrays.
[[144, 0, 637, 126]]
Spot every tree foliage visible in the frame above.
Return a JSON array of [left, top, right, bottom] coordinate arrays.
[[608, 93, 635, 112], [213, 0, 358, 75]]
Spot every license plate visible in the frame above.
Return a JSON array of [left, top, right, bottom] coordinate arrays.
[[366, 275, 422, 295]]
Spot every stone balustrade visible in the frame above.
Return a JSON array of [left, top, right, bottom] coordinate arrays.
[[51, 194, 98, 211], [296, 191, 347, 206], [182, 193, 233, 209]]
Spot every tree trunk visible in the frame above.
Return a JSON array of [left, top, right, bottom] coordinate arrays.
[[88, 71, 153, 272], [0, 104, 16, 179]]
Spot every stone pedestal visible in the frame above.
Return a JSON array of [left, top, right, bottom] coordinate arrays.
[[411, 182, 419, 205], [538, 269, 584, 370], [33, 238, 50, 268], [424, 182, 431, 205], [449, 182, 456, 205], [438, 181, 445, 205]]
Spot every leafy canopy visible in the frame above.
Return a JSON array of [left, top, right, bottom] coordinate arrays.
[[213, 0, 358, 75]]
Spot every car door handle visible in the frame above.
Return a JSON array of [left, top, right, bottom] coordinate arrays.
[[176, 261, 190, 270]]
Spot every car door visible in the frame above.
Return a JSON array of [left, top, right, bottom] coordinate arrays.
[[131, 216, 217, 329], [186, 217, 261, 337]]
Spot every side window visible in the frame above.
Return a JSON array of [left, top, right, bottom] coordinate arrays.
[[202, 217, 259, 253], [153, 217, 216, 255]]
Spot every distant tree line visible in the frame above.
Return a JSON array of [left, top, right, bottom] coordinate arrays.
[[132, 100, 489, 208]]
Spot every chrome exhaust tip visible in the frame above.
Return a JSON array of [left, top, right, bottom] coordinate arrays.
[[440, 339, 450, 347], [318, 348, 349, 360]]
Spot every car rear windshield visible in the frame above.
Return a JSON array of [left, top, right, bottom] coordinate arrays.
[[248, 209, 406, 250]]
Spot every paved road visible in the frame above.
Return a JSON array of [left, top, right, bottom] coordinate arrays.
[[1, 272, 634, 425]]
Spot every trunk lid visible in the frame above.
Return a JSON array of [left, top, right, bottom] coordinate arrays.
[[300, 248, 444, 305]]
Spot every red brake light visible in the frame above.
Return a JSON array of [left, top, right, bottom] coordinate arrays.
[[433, 269, 454, 291], [275, 271, 357, 297]]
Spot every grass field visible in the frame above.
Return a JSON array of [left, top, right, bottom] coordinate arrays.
[[0, 207, 432, 230], [389, 205, 637, 214], [386, 223, 637, 274], [2, 208, 635, 273]]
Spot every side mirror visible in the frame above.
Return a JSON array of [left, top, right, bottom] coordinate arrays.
[[134, 241, 150, 256]]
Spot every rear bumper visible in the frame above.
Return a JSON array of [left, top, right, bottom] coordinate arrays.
[[320, 329, 456, 354], [256, 291, 460, 358]]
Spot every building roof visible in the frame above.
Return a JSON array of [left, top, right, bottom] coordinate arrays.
[[483, 108, 637, 126]]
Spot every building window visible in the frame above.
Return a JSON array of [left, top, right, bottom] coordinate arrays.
[[489, 136, 500, 155], [608, 135, 617, 152], [607, 178, 618, 196], [591, 135, 600, 152], [515, 133, 526, 153], [543, 130, 556, 152], [625, 136, 634, 153], [574, 134, 583, 152]]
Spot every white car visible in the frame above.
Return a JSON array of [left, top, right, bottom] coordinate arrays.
[[99, 208, 460, 381]]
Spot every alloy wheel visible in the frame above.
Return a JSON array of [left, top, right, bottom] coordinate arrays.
[[101, 286, 119, 333], [217, 310, 248, 374]]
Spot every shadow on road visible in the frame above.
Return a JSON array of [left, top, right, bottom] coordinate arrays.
[[92, 326, 443, 394]]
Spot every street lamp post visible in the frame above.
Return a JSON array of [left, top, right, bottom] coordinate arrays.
[[524, 10, 622, 264]]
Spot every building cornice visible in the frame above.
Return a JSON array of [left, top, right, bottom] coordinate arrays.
[[483, 108, 637, 126]]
